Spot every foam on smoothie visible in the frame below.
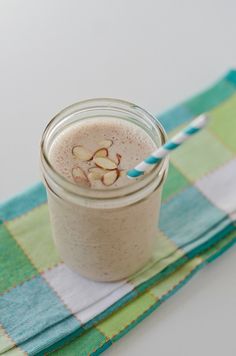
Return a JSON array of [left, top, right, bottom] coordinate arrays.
[[49, 117, 156, 189]]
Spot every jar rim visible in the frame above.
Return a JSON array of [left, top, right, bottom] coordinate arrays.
[[40, 98, 168, 202]]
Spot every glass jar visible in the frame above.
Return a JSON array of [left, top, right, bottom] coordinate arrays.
[[40, 99, 168, 281]]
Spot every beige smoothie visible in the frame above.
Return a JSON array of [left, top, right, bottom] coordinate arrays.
[[49, 118, 156, 189], [41, 102, 168, 282]]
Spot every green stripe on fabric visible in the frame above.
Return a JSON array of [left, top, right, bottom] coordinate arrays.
[[6, 204, 61, 272], [170, 129, 233, 181], [46, 328, 107, 356], [200, 231, 236, 262], [0, 183, 47, 222], [97, 292, 157, 339], [225, 70, 236, 86], [162, 163, 189, 202], [0, 224, 37, 293], [150, 257, 202, 299], [208, 93, 236, 153], [184, 79, 236, 116]]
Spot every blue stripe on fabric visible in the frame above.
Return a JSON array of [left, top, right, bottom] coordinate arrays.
[[184, 126, 199, 135], [0, 276, 80, 351], [160, 186, 230, 249], [164, 142, 180, 150], [0, 183, 47, 221], [225, 70, 236, 87], [157, 104, 193, 133], [144, 156, 161, 164], [185, 221, 235, 259], [21, 314, 80, 355]]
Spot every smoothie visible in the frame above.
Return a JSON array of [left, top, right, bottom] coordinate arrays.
[[49, 118, 156, 189], [41, 101, 168, 282]]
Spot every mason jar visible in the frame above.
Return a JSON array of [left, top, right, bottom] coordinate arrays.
[[40, 99, 168, 282]]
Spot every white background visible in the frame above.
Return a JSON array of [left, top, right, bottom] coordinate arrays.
[[0, 1, 235, 355]]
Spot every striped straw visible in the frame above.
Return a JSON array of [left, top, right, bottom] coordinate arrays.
[[127, 114, 209, 179]]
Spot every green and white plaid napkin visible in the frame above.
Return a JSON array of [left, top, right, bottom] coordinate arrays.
[[0, 71, 236, 355]]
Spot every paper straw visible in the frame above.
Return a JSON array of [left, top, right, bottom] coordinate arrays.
[[127, 114, 209, 178]]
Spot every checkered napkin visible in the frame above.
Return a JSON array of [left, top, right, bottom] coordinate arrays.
[[1, 71, 236, 356]]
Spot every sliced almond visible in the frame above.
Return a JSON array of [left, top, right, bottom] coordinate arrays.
[[88, 172, 97, 182], [98, 139, 113, 148], [88, 167, 105, 180], [102, 169, 119, 186], [72, 146, 93, 161], [72, 166, 90, 187], [93, 148, 108, 158], [88, 166, 106, 175], [119, 170, 126, 177], [93, 157, 117, 170], [115, 153, 122, 165]]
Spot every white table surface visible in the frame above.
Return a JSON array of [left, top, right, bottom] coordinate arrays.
[[0, 1, 235, 355]]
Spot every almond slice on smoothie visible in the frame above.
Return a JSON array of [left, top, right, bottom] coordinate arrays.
[[93, 148, 108, 158], [98, 139, 113, 148], [102, 169, 119, 186], [72, 146, 93, 161], [88, 167, 106, 180], [72, 166, 90, 187], [93, 157, 117, 170]]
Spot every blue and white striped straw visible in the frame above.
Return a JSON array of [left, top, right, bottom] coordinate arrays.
[[127, 114, 209, 179]]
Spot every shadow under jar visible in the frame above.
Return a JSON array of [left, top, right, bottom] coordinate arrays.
[[40, 99, 169, 282]]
